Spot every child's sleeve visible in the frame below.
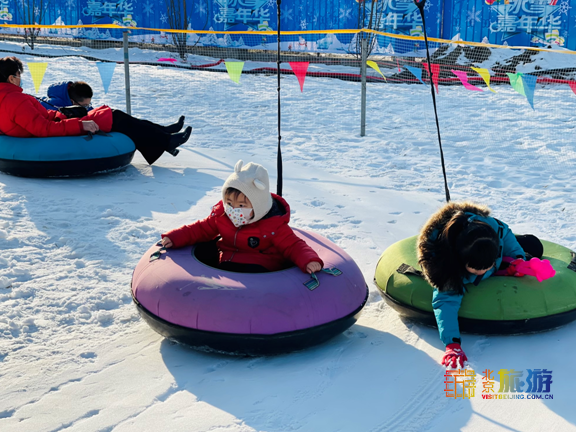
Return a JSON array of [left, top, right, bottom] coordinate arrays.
[[161, 211, 220, 248], [499, 220, 526, 259], [272, 224, 324, 273], [432, 288, 464, 346]]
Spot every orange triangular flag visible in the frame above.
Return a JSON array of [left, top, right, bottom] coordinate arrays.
[[423, 63, 440, 94], [289, 62, 309, 92]]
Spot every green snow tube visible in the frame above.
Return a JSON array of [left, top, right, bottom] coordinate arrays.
[[374, 236, 576, 334]]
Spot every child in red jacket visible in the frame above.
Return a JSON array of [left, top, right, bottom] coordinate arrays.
[[161, 160, 323, 274]]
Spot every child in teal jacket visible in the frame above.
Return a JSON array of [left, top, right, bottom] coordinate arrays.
[[417, 202, 542, 368]]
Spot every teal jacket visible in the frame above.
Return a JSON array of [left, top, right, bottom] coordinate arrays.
[[418, 204, 525, 346]]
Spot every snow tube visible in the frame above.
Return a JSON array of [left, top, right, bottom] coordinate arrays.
[[131, 228, 369, 355], [374, 236, 576, 334], [0, 133, 135, 177]]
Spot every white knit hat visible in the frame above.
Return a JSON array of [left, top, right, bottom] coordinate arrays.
[[222, 160, 273, 223]]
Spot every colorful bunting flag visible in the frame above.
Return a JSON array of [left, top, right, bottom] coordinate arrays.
[[506, 72, 525, 96], [423, 63, 440, 94], [568, 81, 576, 96], [158, 58, 177, 63], [225, 61, 244, 84], [521, 74, 537, 109], [406, 66, 425, 85], [27, 62, 48, 94], [366, 61, 386, 81], [96, 62, 116, 94], [471, 67, 497, 93], [451, 70, 483, 91], [289, 62, 309, 92]]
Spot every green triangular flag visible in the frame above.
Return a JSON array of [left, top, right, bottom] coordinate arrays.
[[225, 61, 244, 84], [506, 72, 525, 96]]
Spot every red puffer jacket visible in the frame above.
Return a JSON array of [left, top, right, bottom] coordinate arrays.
[[0, 83, 112, 137], [162, 194, 324, 273]]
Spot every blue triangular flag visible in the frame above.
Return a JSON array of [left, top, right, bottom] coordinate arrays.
[[406, 66, 425, 85], [96, 62, 116, 94], [521, 74, 537, 110]]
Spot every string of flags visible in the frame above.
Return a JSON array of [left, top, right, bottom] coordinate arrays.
[[23, 58, 576, 110], [24, 61, 117, 95], [219, 59, 576, 109], [365, 61, 576, 110]]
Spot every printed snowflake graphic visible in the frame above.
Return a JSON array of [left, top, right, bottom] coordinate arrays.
[[143, 1, 154, 17], [339, 7, 351, 21], [313, 14, 318, 24], [467, 6, 481, 26], [66, 0, 76, 9], [195, 2, 207, 15], [300, 19, 307, 30], [559, 0, 571, 15], [281, 6, 293, 23], [424, 0, 433, 12], [34, 6, 40, 17], [160, 13, 168, 24], [267, 0, 275, 8]]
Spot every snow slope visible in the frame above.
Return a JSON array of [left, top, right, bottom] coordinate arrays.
[[0, 43, 575, 431]]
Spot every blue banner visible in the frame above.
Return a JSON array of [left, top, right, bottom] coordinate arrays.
[[1, 0, 574, 51]]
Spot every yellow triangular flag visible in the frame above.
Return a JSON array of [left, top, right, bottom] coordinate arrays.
[[367, 60, 386, 81], [27, 62, 48, 94], [471, 67, 496, 93], [225, 61, 244, 84]]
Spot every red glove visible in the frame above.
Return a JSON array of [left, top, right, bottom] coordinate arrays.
[[506, 258, 525, 277], [441, 343, 468, 368]]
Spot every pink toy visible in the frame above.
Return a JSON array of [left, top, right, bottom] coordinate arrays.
[[496, 257, 556, 282]]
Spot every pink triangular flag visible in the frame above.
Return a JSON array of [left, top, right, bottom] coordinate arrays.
[[289, 62, 309, 92], [451, 70, 483, 91], [158, 58, 177, 64], [569, 81, 576, 96], [423, 63, 440, 94]]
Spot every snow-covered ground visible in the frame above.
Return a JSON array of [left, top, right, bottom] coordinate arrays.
[[1, 42, 576, 431]]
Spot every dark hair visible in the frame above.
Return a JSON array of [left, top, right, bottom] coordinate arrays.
[[224, 187, 245, 200], [68, 81, 93, 102], [442, 212, 499, 271], [0, 56, 23, 83]]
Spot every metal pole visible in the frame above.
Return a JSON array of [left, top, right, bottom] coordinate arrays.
[[123, 31, 132, 115], [276, 0, 283, 197], [415, 0, 450, 202], [360, 36, 368, 137]]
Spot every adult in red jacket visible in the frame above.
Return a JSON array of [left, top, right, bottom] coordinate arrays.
[[0, 56, 191, 164], [162, 160, 324, 274]]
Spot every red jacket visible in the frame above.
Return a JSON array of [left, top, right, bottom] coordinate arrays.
[[162, 194, 323, 273], [0, 83, 112, 137]]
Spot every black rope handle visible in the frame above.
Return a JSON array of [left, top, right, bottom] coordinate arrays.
[[414, 0, 451, 203]]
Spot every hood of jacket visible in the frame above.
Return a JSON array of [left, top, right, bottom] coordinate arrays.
[[417, 201, 491, 292], [46, 81, 72, 106]]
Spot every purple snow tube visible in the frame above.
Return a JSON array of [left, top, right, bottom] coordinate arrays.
[[131, 228, 368, 355]]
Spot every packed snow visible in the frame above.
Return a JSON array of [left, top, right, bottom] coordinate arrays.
[[1, 40, 575, 431]]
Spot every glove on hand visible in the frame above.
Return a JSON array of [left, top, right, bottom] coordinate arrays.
[[505, 258, 526, 277], [441, 343, 468, 368]]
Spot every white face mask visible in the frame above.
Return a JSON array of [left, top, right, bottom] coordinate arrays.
[[225, 204, 253, 228]]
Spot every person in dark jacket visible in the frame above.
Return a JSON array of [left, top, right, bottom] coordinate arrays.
[[417, 201, 543, 368], [39, 81, 94, 111], [0, 56, 190, 163], [161, 160, 324, 274]]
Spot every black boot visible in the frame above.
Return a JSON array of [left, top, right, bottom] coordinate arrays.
[[166, 126, 192, 156], [165, 115, 185, 134]]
